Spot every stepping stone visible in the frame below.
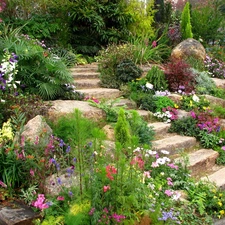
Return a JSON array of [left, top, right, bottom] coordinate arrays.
[[71, 71, 100, 79], [204, 95, 225, 107], [75, 79, 101, 89], [202, 167, 225, 189], [136, 110, 153, 122], [77, 88, 122, 100], [48, 100, 105, 121], [211, 78, 225, 88], [0, 201, 40, 225], [175, 149, 219, 177], [148, 122, 171, 137], [152, 135, 196, 155]]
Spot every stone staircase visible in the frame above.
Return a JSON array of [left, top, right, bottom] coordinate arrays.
[[69, 63, 225, 190]]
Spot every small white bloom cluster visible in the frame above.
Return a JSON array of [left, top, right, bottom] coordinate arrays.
[[153, 111, 172, 123]]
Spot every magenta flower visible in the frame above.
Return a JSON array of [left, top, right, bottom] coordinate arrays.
[[103, 185, 110, 193], [165, 189, 173, 197]]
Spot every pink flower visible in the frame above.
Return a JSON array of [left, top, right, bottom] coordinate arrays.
[[152, 40, 157, 48], [57, 196, 65, 201], [165, 189, 173, 197], [32, 194, 49, 210], [167, 163, 178, 170], [30, 169, 35, 177], [143, 171, 151, 178], [222, 146, 225, 151], [151, 161, 159, 168], [103, 185, 110, 193]]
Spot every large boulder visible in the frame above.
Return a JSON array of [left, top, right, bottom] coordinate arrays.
[[21, 115, 52, 145], [171, 38, 206, 62]]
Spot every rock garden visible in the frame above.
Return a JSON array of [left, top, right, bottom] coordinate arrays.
[[0, 0, 225, 224]]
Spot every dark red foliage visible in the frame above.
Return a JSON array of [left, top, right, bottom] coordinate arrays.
[[164, 58, 196, 93]]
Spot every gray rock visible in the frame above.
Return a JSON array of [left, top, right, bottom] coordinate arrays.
[[0, 201, 40, 225], [21, 115, 52, 145]]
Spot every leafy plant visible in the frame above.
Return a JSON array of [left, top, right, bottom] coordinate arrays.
[[180, 1, 193, 40], [179, 94, 210, 112], [169, 116, 200, 137], [116, 59, 142, 84], [114, 108, 131, 147], [164, 58, 196, 93], [198, 131, 220, 149], [145, 65, 168, 91]]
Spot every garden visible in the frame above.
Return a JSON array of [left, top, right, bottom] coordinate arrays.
[[1, 0, 225, 224]]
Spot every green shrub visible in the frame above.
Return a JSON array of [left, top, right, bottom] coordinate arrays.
[[194, 69, 217, 95], [127, 110, 155, 146], [212, 105, 225, 119], [116, 59, 142, 84], [115, 108, 131, 147], [169, 116, 200, 137], [145, 66, 168, 91], [180, 2, 193, 40], [198, 131, 220, 149]]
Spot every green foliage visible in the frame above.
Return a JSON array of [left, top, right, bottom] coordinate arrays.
[[194, 69, 217, 95], [169, 116, 200, 137], [126, 0, 155, 38], [198, 131, 220, 149], [114, 108, 131, 147], [0, 93, 51, 126], [212, 105, 225, 119], [154, 96, 175, 112], [191, 0, 224, 45], [179, 94, 210, 112], [116, 59, 142, 83], [180, 2, 193, 40], [0, 25, 76, 100], [127, 110, 155, 146], [98, 43, 136, 88], [69, 0, 133, 55], [145, 66, 168, 91]]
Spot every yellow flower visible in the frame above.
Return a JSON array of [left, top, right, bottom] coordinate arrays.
[[214, 196, 217, 199], [174, 104, 179, 109], [189, 100, 193, 107], [220, 210, 225, 215], [0, 119, 14, 143], [219, 193, 223, 197], [218, 201, 223, 207]]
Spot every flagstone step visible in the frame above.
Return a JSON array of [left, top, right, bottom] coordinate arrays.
[[201, 167, 225, 189], [175, 149, 219, 177], [77, 88, 122, 100], [148, 122, 171, 138], [204, 94, 225, 108], [71, 72, 100, 79], [75, 79, 101, 89], [152, 135, 197, 155]]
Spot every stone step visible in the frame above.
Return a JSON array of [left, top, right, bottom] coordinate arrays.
[[211, 78, 225, 88], [75, 79, 101, 89], [48, 100, 105, 121], [71, 72, 100, 79], [152, 135, 197, 155], [148, 122, 171, 138], [201, 167, 225, 189], [70, 66, 98, 73], [175, 149, 219, 177], [76, 88, 122, 100], [204, 94, 225, 108]]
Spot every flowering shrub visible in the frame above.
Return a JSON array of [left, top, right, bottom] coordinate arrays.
[[153, 106, 178, 123], [179, 94, 210, 112], [0, 119, 14, 145], [204, 55, 225, 79]]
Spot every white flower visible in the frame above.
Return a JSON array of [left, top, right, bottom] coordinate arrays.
[[146, 82, 154, 89], [192, 94, 199, 102], [161, 150, 169, 155]]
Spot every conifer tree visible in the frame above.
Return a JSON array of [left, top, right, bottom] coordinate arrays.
[[180, 1, 193, 40]]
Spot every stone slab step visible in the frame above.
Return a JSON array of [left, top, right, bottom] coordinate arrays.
[[48, 100, 105, 121], [152, 135, 197, 155], [76, 88, 122, 100], [71, 72, 100, 79], [148, 122, 171, 137], [204, 94, 225, 108], [175, 149, 219, 177], [70, 66, 98, 73], [212, 78, 225, 88], [202, 167, 225, 189], [75, 79, 101, 89]]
